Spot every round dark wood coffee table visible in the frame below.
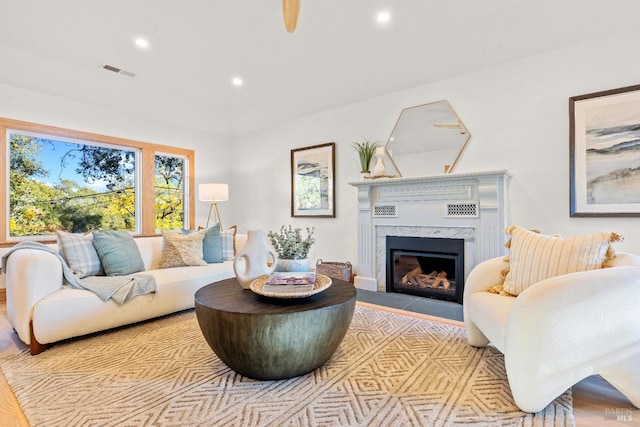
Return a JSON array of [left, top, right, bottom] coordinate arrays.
[[194, 277, 356, 380]]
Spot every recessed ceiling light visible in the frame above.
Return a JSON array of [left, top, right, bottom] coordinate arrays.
[[376, 11, 391, 24], [134, 38, 150, 49], [232, 77, 243, 87]]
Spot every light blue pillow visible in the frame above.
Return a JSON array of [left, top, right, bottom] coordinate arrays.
[[182, 224, 223, 263], [92, 230, 145, 276], [203, 224, 223, 263]]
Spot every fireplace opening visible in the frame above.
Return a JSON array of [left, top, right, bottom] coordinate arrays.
[[386, 236, 464, 304]]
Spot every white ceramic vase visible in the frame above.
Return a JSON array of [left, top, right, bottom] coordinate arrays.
[[233, 230, 277, 289], [373, 148, 385, 176], [275, 258, 311, 272]]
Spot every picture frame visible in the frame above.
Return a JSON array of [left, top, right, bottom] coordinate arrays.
[[291, 142, 335, 217], [569, 83, 640, 217]]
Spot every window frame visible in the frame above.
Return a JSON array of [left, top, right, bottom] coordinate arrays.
[[0, 116, 195, 244]]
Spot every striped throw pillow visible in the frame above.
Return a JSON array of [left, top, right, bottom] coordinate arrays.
[[502, 225, 621, 296]]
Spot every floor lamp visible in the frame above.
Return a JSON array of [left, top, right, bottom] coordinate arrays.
[[199, 183, 229, 230]]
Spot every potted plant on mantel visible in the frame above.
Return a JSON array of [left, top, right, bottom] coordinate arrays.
[[268, 225, 316, 272], [353, 138, 378, 179]]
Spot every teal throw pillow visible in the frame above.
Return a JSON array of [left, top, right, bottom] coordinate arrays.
[[203, 224, 223, 263], [92, 230, 145, 276]]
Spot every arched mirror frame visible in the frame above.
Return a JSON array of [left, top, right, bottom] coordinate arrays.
[[383, 100, 471, 177]]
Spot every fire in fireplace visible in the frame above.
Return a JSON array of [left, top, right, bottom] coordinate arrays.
[[386, 236, 465, 303]]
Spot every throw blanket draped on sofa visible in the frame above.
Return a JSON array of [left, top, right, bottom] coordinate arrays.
[[1, 241, 156, 304]]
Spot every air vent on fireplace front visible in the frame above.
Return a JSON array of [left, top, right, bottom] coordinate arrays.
[[444, 202, 478, 218], [374, 204, 398, 218]]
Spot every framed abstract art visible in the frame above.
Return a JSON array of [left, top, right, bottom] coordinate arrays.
[[570, 83, 640, 217]]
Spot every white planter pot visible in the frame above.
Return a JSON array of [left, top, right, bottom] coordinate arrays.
[[275, 258, 311, 272]]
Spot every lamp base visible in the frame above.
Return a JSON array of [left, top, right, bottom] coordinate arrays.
[[206, 202, 223, 230]]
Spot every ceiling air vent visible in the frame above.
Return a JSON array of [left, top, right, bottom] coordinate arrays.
[[445, 202, 479, 218], [101, 64, 136, 78], [374, 204, 398, 218]]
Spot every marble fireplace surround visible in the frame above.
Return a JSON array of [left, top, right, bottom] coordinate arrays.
[[349, 171, 510, 293]]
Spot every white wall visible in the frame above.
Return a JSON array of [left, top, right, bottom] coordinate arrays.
[[0, 83, 232, 229], [3, 26, 640, 281], [231, 27, 640, 272]]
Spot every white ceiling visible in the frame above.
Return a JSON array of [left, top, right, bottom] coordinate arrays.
[[1, 1, 639, 136]]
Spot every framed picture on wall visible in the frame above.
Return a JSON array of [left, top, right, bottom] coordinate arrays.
[[570, 83, 640, 217], [291, 142, 336, 217]]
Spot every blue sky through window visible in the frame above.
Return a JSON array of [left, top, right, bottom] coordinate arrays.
[[16, 133, 128, 193]]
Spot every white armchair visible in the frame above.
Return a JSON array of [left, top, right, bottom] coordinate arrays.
[[463, 252, 640, 413]]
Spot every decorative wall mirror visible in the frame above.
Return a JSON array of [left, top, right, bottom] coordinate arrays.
[[384, 100, 471, 177]]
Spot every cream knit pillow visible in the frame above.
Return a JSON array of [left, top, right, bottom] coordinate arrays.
[[159, 229, 207, 269], [502, 225, 621, 296]]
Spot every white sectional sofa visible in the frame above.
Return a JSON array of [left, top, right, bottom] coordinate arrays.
[[3, 233, 246, 355]]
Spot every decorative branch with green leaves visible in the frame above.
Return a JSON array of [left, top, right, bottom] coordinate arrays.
[[268, 225, 315, 259]]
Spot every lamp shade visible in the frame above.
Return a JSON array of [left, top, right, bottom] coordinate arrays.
[[199, 183, 229, 202]]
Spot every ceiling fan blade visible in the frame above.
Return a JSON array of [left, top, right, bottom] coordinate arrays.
[[283, 0, 300, 33]]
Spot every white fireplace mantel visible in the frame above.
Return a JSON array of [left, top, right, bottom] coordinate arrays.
[[349, 170, 510, 292]]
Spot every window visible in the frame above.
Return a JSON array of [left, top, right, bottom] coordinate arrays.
[[1, 117, 195, 242], [154, 153, 186, 230], [9, 132, 138, 236]]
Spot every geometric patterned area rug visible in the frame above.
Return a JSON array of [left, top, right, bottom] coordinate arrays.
[[0, 305, 575, 427]]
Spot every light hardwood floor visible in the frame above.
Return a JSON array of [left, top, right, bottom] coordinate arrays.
[[0, 301, 636, 426]]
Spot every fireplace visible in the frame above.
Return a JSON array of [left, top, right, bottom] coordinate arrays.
[[386, 236, 464, 303], [349, 171, 510, 294]]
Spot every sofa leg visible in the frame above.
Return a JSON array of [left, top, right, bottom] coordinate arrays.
[[29, 321, 49, 355]]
